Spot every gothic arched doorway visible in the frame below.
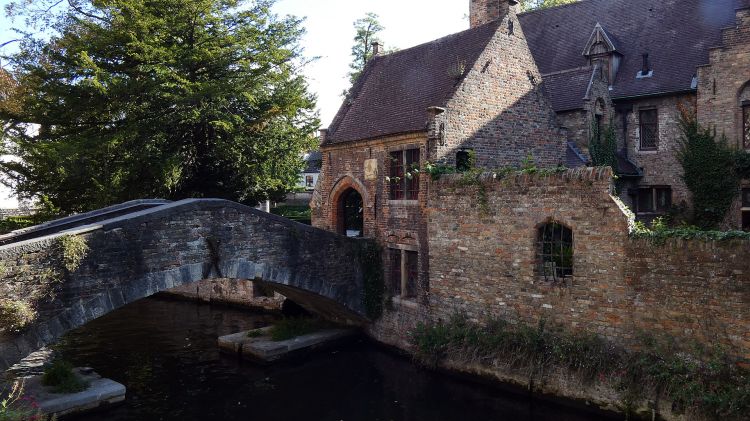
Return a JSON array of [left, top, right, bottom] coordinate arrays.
[[338, 188, 363, 237]]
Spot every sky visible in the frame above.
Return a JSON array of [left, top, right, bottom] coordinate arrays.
[[0, 0, 470, 208]]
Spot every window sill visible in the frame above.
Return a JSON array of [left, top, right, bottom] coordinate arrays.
[[388, 199, 419, 206], [391, 296, 419, 309], [636, 148, 658, 154]]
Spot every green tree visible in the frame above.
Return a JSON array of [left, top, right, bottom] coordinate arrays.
[[0, 0, 318, 214], [520, 0, 579, 11], [345, 12, 384, 93]]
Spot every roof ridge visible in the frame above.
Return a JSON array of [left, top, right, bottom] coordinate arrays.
[[518, 0, 595, 16], [371, 19, 501, 61]]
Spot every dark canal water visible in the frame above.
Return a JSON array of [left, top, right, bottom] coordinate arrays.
[[53, 296, 617, 421]]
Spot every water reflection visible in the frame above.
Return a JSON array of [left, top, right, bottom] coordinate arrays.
[[54, 296, 616, 421]]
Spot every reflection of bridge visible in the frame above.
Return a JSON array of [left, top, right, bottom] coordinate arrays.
[[0, 199, 376, 370]]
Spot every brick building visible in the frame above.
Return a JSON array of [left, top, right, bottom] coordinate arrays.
[[312, 0, 750, 356]]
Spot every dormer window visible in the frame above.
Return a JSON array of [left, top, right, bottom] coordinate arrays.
[[582, 23, 621, 85]]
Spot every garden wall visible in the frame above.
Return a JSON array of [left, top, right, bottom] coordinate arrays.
[[420, 168, 749, 360]]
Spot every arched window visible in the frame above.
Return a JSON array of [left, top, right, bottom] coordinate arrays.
[[338, 188, 363, 237], [537, 222, 573, 281]]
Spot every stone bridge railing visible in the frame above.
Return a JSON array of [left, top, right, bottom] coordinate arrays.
[[0, 199, 378, 370]]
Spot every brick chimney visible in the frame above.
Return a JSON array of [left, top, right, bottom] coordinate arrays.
[[470, 0, 519, 28]]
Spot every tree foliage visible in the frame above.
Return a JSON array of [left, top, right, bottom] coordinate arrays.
[[345, 12, 384, 93], [0, 0, 319, 214], [520, 0, 579, 11]]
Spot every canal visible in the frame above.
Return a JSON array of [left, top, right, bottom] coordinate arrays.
[[54, 295, 617, 421]]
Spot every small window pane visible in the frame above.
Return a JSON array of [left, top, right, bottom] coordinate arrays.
[[639, 109, 658, 150], [389, 151, 404, 200], [405, 149, 420, 200], [742, 188, 750, 208], [537, 223, 574, 281], [743, 211, 750, 232], [655, 188, 672, 212], [637, 188, 654, 213], [389, 249, 402, 296]]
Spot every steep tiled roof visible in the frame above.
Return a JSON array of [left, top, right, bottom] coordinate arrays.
[[542, 67, 596, 112], [325, 21, 500, 144], [519, 0, 748, 100], [303, 151, 322, 173]]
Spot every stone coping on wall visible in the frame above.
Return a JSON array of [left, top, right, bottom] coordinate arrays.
[[431, 166, 614, 187]]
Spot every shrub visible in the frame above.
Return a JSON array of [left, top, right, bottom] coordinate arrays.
[[42, 360, 89, 394], [0, 300, 36, 333], [411, 315, 750, 420]]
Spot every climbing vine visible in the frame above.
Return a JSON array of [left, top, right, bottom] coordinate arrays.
[[359, 241, 385, 320], [589, 119, 618, 173], [677, 107, 741, 229]]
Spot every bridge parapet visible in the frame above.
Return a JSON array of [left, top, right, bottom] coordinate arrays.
[[0, 199, 378, 371]]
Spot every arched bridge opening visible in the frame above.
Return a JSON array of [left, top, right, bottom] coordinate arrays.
[[0, 199, 380, 371]]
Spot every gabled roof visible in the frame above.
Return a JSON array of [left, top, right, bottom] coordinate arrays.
[[542, 66, 597, 112], [582, 23, 618, 56], [519, 0, 748, 100], [325, 21, 500, 144]]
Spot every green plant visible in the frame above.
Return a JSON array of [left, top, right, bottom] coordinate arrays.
[[42, 360, 89, 394], [59, 235, 89, 273], [0, 380, 42, 421], [247, 330, 264, 338], [677, 107, 739, 229], [0, 300, 36, 333], [271, 206, 312, 224], [268, 318, 328, 342], [589, 119, 618, 173], [411, 315, 750, 420]]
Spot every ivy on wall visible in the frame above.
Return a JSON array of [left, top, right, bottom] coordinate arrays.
[[677, 108, 745, 229], [589, 119, 618, 173]]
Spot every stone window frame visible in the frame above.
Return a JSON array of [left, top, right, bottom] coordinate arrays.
[[387, 244, 419, 300], [387, 144, 422, 205], [535, 221, 574, 282], [744, 102, 749, 149], [632, 185, 672, 215], [638, 107, 659, 151]]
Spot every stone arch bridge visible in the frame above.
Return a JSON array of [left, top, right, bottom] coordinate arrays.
[[0, 199, 377, 370]]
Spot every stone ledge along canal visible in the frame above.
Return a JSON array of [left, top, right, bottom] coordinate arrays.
[[53, 295, 617, 421]]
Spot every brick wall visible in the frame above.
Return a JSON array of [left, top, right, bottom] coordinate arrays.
[[313, 133, 432, 302], [433, 9, 566, 169], [697, 8, 750, 150], [620, 94, 694, 208], [368, 168, 749, 360]]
